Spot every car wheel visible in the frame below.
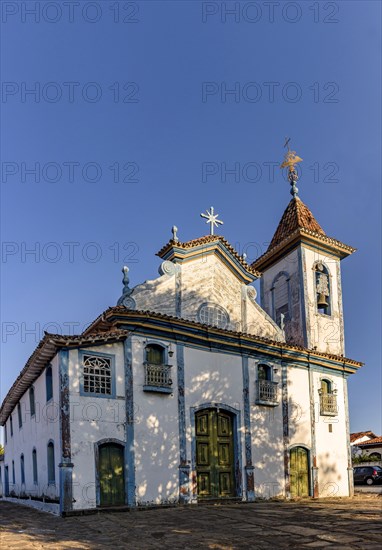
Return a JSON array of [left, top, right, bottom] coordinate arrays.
[[366, 478, 374, 486]]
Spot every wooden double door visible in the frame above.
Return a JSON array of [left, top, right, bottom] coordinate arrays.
[[98, 443, 125, 506], [195, 409, 236, 499], [290, 446, 310, 497]]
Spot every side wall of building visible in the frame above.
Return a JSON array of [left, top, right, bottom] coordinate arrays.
[[2, 355, 60, 500]]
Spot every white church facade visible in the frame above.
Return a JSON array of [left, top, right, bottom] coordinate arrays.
[[0, 155, 362, 515]]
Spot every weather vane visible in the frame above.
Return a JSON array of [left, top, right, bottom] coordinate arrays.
[[200, 206, 224, 235], [280, 137, 303, 198]]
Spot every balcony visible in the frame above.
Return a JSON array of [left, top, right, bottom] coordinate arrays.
[[143, 363, 173, 394], [255, 380, 279, 406], [319, 391, 338, 416]]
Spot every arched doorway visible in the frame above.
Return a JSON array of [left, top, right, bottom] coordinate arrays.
[[98, 442, 125, 506], [290, 446, 310, 497], [195, 408, 236, 499]]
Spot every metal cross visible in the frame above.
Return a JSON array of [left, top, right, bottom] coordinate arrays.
[[200, 206, 224, 235], [284, 136, 291, 151]]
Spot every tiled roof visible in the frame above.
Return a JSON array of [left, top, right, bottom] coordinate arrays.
[[1, 307, 363, 426], [157, 235, 261, 277], [358, 436, 382, 447], [268, 197, 326, 250], [350, 431, 377, 443], [86, 306, 363, 368], [252, 198, 355, 270]]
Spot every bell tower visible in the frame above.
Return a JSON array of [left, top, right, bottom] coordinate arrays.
[[252, 142, 355, 355]]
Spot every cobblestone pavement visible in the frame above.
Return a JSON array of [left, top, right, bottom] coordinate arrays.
[[0, 497, 381, 549]]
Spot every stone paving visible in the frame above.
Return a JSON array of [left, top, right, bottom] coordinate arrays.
[[0, 496, 381, 549]]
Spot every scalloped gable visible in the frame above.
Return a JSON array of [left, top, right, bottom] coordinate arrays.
[[157, 234, 261, 284]]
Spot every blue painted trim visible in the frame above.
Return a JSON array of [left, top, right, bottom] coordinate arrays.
[[298, 246, 309, 348], [45, 364, 53, 403], [242, 356, 254, 501], [190, 402, 243, 501], [124, 337, 136, 506], [47, 439, 56, 485], [111, 318, 360, 375], [143, 385, 172, 394], [58, 349, 73, 515], [78, 349, 116, 399], [177, 344, 189, 503]]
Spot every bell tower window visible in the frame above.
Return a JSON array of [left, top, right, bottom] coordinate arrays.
[[271, 272, 290, 328], [315, 262, 331, 315]]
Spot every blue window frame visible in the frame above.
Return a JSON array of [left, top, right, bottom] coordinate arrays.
[[20, 454, 25, 485], [79, 350, 116, 398], [46, 365, 53, 402], [4, 423, 7, 444], [32, 449, 38, 484], [10, 415, 13, 437], [17, 402, 22, 428], [29, 387, 36, 417], [12, 460, 15, 484], [47, 441, 55, 485]]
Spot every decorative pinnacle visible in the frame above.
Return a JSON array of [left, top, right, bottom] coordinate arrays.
[[200, 206, 224, 235], [280, 137, 303, 198], [172, 225, 179, 243], [122, 266, 130, 291]]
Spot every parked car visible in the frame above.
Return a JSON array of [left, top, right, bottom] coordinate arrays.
[[353, 466, 382, 485]]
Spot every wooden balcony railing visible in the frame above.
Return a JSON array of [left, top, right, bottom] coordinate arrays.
[[255, 380, 279, 406], [143, 363, 172, 394]]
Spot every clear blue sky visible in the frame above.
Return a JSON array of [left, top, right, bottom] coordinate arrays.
[[1, 1, 381, 436]]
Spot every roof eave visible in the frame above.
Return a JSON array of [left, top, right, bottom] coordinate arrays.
[[252, 229, 356, 271]]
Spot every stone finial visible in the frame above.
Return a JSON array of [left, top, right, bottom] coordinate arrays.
[[117, 265, 136, 309], [122, 266, 130, 292], [172, 225, 179, 243]]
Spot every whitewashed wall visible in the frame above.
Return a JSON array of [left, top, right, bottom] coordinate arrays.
[[249, 357, 285, 498], [312, 372, 349, 497], [303, 248, 344, 355], [261, 246, 345, 355], [132, 336, 180, 505], [133, 255, 284, 342], [68, 342, 126, 510], [183, 347, 245, 497], [3, 354, 60, 500]]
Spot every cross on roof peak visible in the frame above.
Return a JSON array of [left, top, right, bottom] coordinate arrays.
[[200, 206, 224, 235]]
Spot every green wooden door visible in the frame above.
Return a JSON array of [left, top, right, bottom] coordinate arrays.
[[290, 447, 310, 497], [195, 409, 235, 499], [99, 444, 125, 506]]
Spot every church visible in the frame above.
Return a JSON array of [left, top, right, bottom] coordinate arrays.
[[0, 148, 362, 515]]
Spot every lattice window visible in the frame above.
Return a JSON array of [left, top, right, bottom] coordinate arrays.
[[83, 355, 112, 395], [198, 303, 229, 329]]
